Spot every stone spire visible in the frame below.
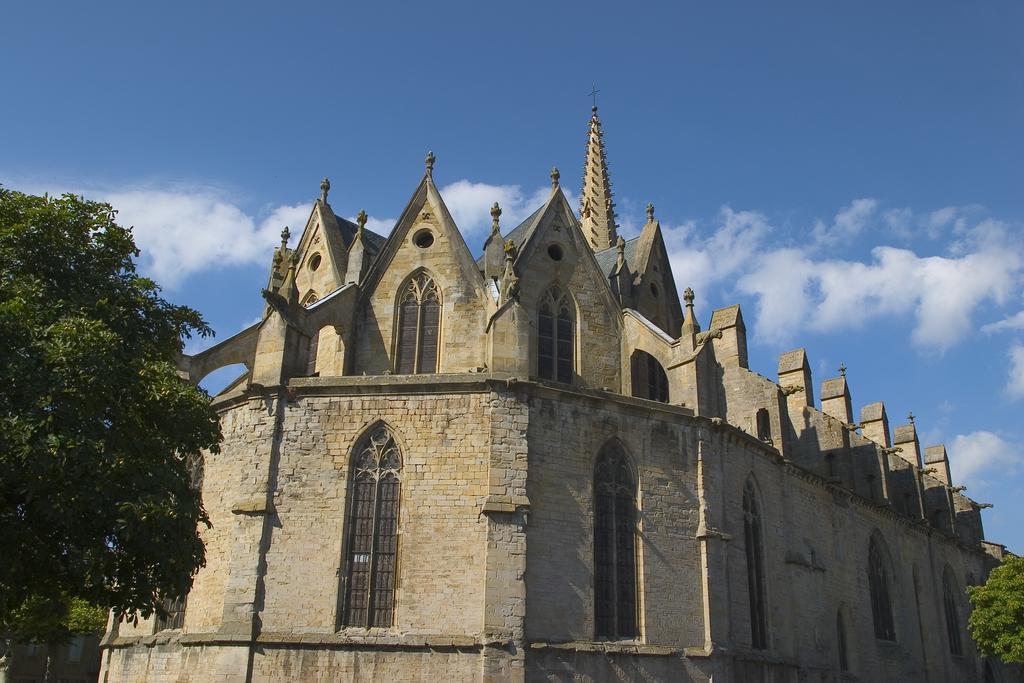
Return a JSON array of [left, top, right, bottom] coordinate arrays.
[[579, 105, 618, 251]]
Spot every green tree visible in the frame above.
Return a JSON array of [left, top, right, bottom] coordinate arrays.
[[0, 188, 222, 627], [969, 555, 1024, 664], [1, 593, 108, 682]]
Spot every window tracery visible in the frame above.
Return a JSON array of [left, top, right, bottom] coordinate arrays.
[[538, 285, 574, 383], [341, 427, 402, 628], [396, 272, 440, 374]]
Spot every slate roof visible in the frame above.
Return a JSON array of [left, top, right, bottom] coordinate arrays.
[[475, 206, 545, 269], [330, 208, 386, 256], [594, 237, 641, 277]]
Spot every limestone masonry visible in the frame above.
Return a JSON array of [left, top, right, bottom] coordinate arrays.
[[101, 108, 1019, 682]]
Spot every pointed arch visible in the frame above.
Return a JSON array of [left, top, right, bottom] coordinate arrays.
[[743, 476, 768, 649], [339, 423, 403, 628], [630, 350, 669, 402], [868, 532, 896, 641], [301, 290, 319, 307], [943, 565, 964, 656], [593, 440, 639, 640], [538, 283, 575, 383], [395, 270, 441, 374]]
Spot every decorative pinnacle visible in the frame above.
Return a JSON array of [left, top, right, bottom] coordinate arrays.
[[425, 151, 435, 176], [320, 177, 330, 203], [839, 362, 847, 377], [503, 238, 517, 257], [907, 411, 915, 425], [490, 202, 502, 234], [646, 203, 655, 222], [683, 287, 695, 308], [616, 234, 625, 255], [356, 210, 367, 236], [550, 166, 560, 189], [280, 226, 290, 250]]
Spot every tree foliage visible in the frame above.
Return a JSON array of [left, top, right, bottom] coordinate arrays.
[[969, 555, 1024, 663], [0, 188, 222, 627], [3, 594, 107, 644]]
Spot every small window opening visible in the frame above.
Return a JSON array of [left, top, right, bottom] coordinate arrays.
[[413, 229, 435, 248], [547, 244, 564, 261], [308, 253, 322, 271], [650, 283, 659, 298]]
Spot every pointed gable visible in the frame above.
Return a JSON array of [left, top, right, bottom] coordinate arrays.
[[511, 183, 623, 390], [352, 161, 490, 374], [291, 198, 352, 304], [634, 224, 684, 337]]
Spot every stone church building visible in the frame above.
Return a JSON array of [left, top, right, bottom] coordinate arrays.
[[100, 108, 1017, 682]]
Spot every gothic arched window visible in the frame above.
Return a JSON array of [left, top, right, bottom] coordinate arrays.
[[594, 443, 638, 640], [396, 272, 440, 374], [943, 567, 963, 656], [630, 350, 669, 402], [743, 479, 768, 649], [836, 609, 849, 672], [538, 285, 574, 383], [341, 427, 402, 628], [868, 535, 896, 641]]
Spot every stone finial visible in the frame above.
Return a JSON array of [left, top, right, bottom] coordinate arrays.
[[615, 235, 626, 267], [425, 151, 436, 177], [320, 177, 330, 203], [684, 287, 695, 309], [550, 166, 560, 189], [839, 362, 847, 377], [356, 210, 367, 237], [280, 226, 290, 250], [490, 202, 502, 234], [908, 411, 915, 424], [646, 203, 655, 223], [503, 238, 517, 258]]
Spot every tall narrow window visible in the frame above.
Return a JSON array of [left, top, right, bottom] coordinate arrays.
[[395, 273, 440, 374], [594, 443, 638, 639], [943, 568, 963, 656], [755, 408, 772, 442], [537, 285, 574, 383], [868, 535, 896, 641], [342, 427, 402, 628], [305, 329, 320, 377], [743, 480, 768, 649], [630, 350, 669, 402], [836, 610, 849, 672]]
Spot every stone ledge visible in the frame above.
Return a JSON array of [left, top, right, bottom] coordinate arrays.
[[528, 640, 681, 657], [105, 631, 486, 652]]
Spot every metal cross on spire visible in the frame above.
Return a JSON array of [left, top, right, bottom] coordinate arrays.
[[589, 84, 600, 109]]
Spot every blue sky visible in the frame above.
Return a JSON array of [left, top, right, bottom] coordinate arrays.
[[3, 2, 1023, 551]]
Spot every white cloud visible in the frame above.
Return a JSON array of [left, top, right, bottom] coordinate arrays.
[[949, 431, 1022, 491], [1007, 344, 1024, 399], [437, 180, 575, 247], [661, 206, 771, 306], [78, 189, 307, 289], [982, 310, 1024, 334], [811, 198, 878, 247], [659, 199, 1023, 351]]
